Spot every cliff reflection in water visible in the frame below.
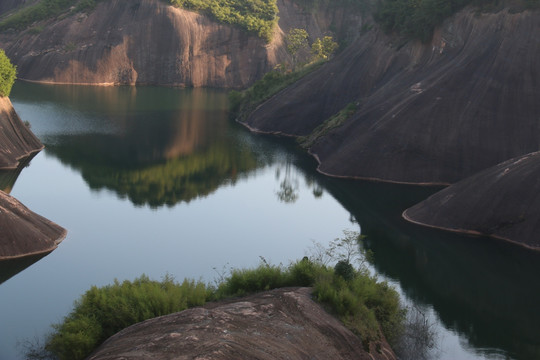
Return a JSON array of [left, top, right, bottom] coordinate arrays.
[[30, 86, 263, 208], [314, 175, 540, 360]]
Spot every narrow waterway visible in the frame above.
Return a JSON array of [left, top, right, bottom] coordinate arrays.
[[0, 82, 539, 360]]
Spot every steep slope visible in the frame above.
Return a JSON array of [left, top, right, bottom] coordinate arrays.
[[403, 151, 540, 249], [244, 7, 540, 184], [88, 287, 395, 360], [0, 190, 66, 260], [0, 0, 21, 16], [0, 0, 361, 88], [0, 96, 43, 169]]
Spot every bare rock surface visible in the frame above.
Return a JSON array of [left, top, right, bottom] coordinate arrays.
[[0, 0, 359, 88], [0, 96, 43, 169], [244, 8, 540, 184], [0, 190, 66, 260], [403, 151, 540, 249], [88, 287, 396, 360]]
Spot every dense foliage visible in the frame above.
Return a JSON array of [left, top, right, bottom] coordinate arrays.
[[36, 234, 404, 360], [0, 50, 16, 97], [168, 0, 278, 41], [44, 276, 209, 360]]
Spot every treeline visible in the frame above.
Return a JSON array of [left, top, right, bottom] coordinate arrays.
[[168, 0, 278, 41], [375, 0, 540, 42]]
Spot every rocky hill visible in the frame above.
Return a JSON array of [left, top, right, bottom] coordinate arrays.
[[0, 0, 361, 88], [243, 7, 540, 185], [0, 96, 43, 169], [403, 151, 540, 250], [87, 287, 395, 360], [0, 190, 66, 260], [0, 96, 65, 263]]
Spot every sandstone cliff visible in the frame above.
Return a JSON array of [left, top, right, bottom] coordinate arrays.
[[88, 287, 396, 360], [0, 96, 43, 169], [244, 7, 540, 185], [0, 0, 361, 88], [0, 190, 66, 260], [403, 151, 540, 250]]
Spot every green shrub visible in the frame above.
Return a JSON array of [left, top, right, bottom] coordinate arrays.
[[230, 60, 324, 121], [168, 0, 279, 42], [314, 269, 404, 347], [0, 50, 16, 97], [334, 260, 355, 281], [44, 275, 210, 360]]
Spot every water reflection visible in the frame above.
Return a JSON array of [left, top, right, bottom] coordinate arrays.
[[12, 83, 268, 208], [313, 176, 540, 360], [0, 157, 33, 194]]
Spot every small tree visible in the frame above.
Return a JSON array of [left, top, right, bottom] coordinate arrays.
[[311, 36, 339, 61], [286, 28, 309, 69], [0, 49, 16, 97]]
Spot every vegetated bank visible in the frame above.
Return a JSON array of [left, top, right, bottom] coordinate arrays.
[[0, 0, 364, 88], [28, 236, 405, 359]]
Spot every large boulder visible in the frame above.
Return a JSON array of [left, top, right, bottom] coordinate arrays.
[[88, 287, 395, 360]]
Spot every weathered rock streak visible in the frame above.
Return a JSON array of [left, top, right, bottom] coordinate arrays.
[[244, 8, 540, 185], [0, 0, 359, 88]]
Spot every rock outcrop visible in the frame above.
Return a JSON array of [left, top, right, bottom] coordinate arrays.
[[244, 7, 540, 185], [0, 96, 43, 169], [0, 190, 66, 260], [88, 287, 395, 360], [0, 0, 361, 88], [403, 151, 540, 250]]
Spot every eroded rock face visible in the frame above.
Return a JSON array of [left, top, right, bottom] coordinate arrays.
[[403, 151, 540, 249], [0, 0, 21, 16], [0, 190, 66, 260], [88, 287, 395, 360], [0, 96, 43, 170], [0, 0, 360, 88], [244, 8, 540, 184]]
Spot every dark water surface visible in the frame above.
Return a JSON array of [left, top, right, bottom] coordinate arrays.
[[1, 82, 539, 359]]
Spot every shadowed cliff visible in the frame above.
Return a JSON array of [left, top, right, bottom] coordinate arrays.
[[0, 96, 43, 169], [244, 7, 540, 185], [403, 151, 540, 249], [0, 0, 362, 88], [0, 190, 66, 260]]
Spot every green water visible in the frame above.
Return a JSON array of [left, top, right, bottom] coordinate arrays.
[[1, 82, 539, 360]]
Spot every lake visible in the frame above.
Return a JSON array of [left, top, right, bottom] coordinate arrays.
[[1, 82, 539, 360]]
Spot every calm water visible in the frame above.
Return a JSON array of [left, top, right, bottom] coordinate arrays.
[[1, 82, 539, 359]]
